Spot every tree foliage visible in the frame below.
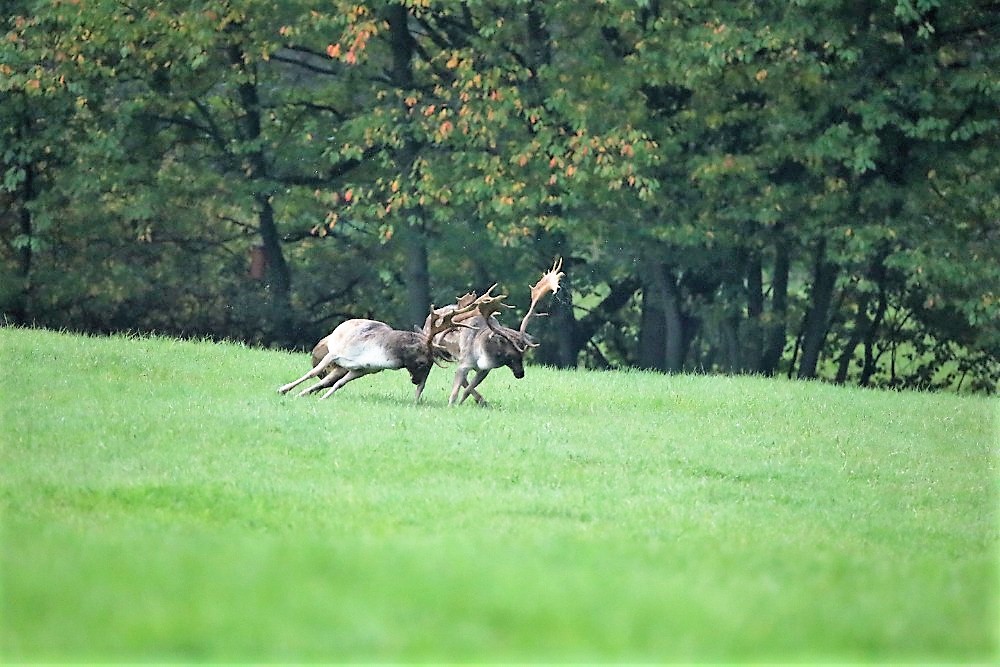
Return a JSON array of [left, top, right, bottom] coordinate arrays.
[[2, 0, 996, 392]]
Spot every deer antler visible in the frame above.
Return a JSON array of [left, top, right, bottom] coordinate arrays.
[[519, 256, 564, 334], [457, 283, 537, 354], [472, 283, 514, 323], [425, 301, 478, 341], [422, 289, 481, 334], [454, 290, 478, 310]]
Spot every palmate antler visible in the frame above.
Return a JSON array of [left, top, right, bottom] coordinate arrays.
[[519, 256, 564, 335], [424, 300, 478, 341], [466, 258, 564, 353], [473, 284, 534, 352], [424, 287, 515, 361], [444, 258, 566, 405], [471, 283, 514, 322], [427, 284, 509, 328]]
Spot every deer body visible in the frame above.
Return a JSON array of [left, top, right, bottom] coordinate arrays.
[[278, 304, 476, 402], [313, 320, 424, 371], [438, 314, 531, 405], [276, 259, 563, 405], [440, 258, 563, 406]]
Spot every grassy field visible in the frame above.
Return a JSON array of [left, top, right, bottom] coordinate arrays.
[[1, 326, 996, 662]]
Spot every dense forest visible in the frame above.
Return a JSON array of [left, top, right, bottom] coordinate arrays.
[[2, 0, 997, 392]]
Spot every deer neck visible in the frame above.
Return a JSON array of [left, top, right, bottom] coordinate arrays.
[[381, 329, 425, 363]]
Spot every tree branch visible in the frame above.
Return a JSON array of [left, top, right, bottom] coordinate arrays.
[[270, 144, 384, 188], [572, 276, 641, 352], [270, 50, 339, 77], [189, 97, 231, 155]]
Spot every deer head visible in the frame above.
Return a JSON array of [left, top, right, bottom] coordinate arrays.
[[475, 256, 564, 353], [421, 302, 479, 364], [446, 258, 565, 405]]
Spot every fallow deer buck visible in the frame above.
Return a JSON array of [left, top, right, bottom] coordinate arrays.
[[276, 301, 479, 402], [437, 257, 564, 406]]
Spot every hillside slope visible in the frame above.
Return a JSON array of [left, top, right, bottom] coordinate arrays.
[[2, 327, 996, 661]]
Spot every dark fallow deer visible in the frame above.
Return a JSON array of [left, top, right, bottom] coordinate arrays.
[[277, 302, 478, 402], [438, 258, 564, 406]]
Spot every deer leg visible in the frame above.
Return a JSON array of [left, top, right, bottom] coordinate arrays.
[[449, 367, 471, 405], [459, 369, 491, 405], [278, 352, 339, 394], [414, 376, 428, 403], [467, 387, 486, 404], [297, 366, 349, 397], [460, 377, 486, 404], [319, 369, 370, 399]]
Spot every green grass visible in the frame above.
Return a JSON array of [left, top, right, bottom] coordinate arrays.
[[1, 326, 997, 662]]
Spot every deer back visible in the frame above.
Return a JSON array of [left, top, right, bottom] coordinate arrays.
[[319, 319, 428, 371]]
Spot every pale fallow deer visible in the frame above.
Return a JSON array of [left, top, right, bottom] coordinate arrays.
[[277, 301, 478, 402], [437, 258, 564, 406]]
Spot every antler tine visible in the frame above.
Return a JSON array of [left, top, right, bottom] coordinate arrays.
[[520, 256, 565, 334], [477, 282, 502, 301], [454, 290, 478, 309], [424, 289, 479, 332], [426, 300, 479, 340], [440, 290, 484, 325], [529, 257, 564, 304], [473, 283, 514, 322], [476, 292, 530, 352]]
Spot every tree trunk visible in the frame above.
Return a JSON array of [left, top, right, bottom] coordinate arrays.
[[399, 221, 430, 327], [860, 253, 890, 387], [720, 315, 741, 374], [760, 238, 790, 375], [744, 253, 764, 372], [834, 305, 867, 384], [13, 160, 34, 324], [638, 291, 666, 371], [387, 3, 431, 327], [661, 268, 686, 371], [229, 38, 294, 345], [549, 272, 578, 368], [860, 286, 888, 387], [255, 193, 294, 344], [797, 240, 838, 379], [638, 259, 685, 372], [835, 248, 890, 385]]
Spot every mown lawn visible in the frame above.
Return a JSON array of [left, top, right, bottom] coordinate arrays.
[[1, 327, 996, 662]]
